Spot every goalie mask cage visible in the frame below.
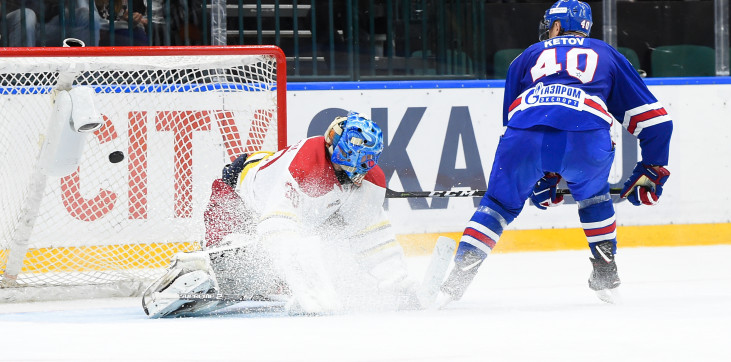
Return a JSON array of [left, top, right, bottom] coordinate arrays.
[[0, 46, 287, 301]]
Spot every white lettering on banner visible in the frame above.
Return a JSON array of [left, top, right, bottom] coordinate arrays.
[[543, 37, 585, 48]]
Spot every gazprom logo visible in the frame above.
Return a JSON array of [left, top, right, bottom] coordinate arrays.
[[523, 83, 584, 109], [525, 87, 539, 105]]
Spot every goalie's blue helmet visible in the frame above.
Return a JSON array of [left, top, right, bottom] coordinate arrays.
[[539, 0, 592, 41], [325, 111, 384, 186]]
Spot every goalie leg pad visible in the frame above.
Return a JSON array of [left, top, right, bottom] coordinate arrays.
[[143, 241, 287, 318], [416, 236, 457, 309], [142, 251, 220, 318], [142, 270, 216, 318], [207, 239, 286, 298], [269, 237, 341, 315]]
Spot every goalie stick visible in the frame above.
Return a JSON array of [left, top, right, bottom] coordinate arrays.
[[416, 236, 457, 308], [153, 292, 288, 317], [385, 187, 623, 198], [163, 292, 286, 303]]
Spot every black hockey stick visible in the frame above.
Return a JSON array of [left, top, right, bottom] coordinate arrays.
[[385, 187, 623, 198]]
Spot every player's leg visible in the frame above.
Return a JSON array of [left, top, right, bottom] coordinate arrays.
[[580, 197, 621, 302], [562, 129, 620, 302], [142, 238, 283, 318], [439, 127, 544, 304]]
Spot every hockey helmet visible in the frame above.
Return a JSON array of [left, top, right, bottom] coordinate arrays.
[[325, 111, 383, 186], [539, 0, 592, 41]]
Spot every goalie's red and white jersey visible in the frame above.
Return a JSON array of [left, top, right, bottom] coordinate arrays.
[[236, 136, 404, 277]]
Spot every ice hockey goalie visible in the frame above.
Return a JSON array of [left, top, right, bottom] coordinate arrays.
[[142, 111, 420, 317]]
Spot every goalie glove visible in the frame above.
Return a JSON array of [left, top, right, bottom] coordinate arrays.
[[620, 163, 671, 206], [530, 173, 564, 210]]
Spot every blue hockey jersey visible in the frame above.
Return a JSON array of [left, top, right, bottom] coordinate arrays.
[[503, 35, 672, 165]]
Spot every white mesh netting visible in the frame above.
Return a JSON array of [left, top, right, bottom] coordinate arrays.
[[0, 48, 284, 299]]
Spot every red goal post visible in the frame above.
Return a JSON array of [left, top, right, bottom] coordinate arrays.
[[0, 46, 287, 301]]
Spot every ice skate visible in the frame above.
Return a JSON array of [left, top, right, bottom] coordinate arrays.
[[438, 246, 487, 307], [588, 241, 622, 304]]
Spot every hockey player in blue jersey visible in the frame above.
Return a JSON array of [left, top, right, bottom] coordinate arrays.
[[437, 0, 672, 305]]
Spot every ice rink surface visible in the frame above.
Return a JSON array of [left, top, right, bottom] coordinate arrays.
[[1, 245, 729, 362]]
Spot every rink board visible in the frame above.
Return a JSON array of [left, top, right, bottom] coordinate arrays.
[[3, 222, 729, 274], [287, 77, 731, 250], [398, 223, 731, 256], [4, 78, 731, 274]]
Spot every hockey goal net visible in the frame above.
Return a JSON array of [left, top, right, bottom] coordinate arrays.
[[0, 46, 286, 301]]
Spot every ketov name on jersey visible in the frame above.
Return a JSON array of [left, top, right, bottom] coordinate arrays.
[[543, 37, 586, 47]]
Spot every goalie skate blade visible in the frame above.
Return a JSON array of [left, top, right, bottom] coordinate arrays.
[[595, 287, 623, 304]]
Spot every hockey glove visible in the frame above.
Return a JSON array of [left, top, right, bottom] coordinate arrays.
[[530, 173, 565, 210], [620, 163, 670, 206]]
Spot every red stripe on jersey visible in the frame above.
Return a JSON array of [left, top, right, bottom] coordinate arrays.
[[628, 108, 667, 134], [362, 165, 386, 188], [464, 227, 496, 249], [508, 97, 522, 112], [288, 137, 341, 198], [584, 221, 616, 237], [584, 98, 612, 119]]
